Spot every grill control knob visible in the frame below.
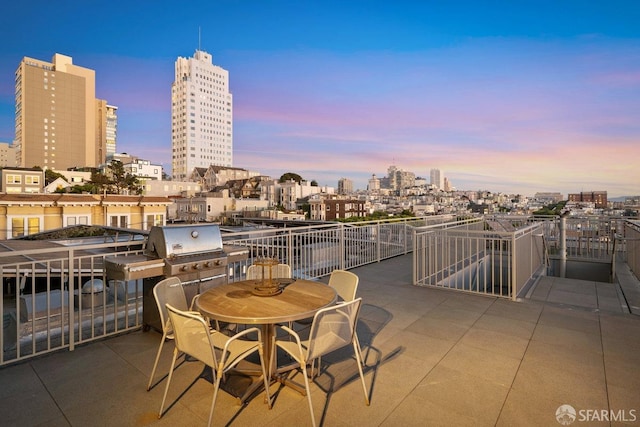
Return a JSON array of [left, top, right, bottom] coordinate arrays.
[[214, 260, 221, 266], [180, 265, 188, 272], [204, 262, 211, 268], [193, 263, 201, 270]]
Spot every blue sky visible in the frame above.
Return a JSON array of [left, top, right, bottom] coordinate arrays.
[[1, 1, 639, 197]]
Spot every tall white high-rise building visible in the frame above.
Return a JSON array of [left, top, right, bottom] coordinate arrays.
[[430, 168, 443, 189], [171, 50, 233, 181]]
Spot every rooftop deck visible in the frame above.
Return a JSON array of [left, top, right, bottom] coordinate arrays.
[[1, 254, 639, 426]]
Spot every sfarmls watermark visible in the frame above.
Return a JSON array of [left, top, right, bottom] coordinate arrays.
[[556, 404, 637, 425]]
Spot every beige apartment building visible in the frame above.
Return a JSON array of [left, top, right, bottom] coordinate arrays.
[[15, 53, 112, 170], [0, 142, 18, 167]]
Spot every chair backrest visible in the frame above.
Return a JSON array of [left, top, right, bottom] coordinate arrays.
[[246, 263, 292, 280], [306, 298, 362, 361], [166, 304, 216, 368], [328, 270, 359, 302], [153, 277, 187, 333]]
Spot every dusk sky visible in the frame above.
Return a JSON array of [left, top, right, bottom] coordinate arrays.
[[1, 1, 639, 197]]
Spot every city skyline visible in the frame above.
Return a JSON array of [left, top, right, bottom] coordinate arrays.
[[0, 1, 638, 197]]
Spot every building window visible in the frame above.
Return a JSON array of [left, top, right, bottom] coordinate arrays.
[[11, 217, 40, 238], [146, 214, 164, 229], [7, 175, 21, 184], [110, 215, 128, 228], [11, 218, 24, 238]]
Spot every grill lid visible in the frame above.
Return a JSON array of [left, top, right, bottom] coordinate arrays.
[[146, 224, 224, 259]]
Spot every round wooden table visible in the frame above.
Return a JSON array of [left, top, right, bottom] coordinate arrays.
[[196, 278, 337, 326], [196, 278, 337, 399]]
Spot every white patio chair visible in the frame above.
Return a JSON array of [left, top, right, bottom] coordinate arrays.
[[328, 269, 358, 301], [147, 277, 188, 391], [272, 298, 369, 427], [297, 269, 364, 364], [159, 304, 272, 426]]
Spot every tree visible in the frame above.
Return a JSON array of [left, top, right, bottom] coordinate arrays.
[[279, 172, 303, 183], [45, 169, 65, 185], [89, 170, 111, 194], [108, 160, 142, 195], [86, 161, 142, 195]]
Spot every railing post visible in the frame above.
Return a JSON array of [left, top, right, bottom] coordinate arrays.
[[68, 248, 75, 351], [412, 227, 417, 285], [339, 223, 345, 270], [376, 222, 381, 262], [511, 232, 517, 301], [286, 230, 293, 273]]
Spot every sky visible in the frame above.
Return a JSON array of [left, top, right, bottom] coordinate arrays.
[[0, 1, 639, 198]]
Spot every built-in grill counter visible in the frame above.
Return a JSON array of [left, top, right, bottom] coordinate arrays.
[[104, 224, 248, 332]]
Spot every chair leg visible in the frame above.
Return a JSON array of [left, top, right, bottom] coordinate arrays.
[[158, 348, 179, 418], [353, 340, 370, 406], [354, 332, 365, 366], [147, 332, 168, 391], [208, 369, 223, 427], [299, 359, 317, 427]]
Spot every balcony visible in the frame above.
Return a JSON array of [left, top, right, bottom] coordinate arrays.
[[0, 217, 639, 425]]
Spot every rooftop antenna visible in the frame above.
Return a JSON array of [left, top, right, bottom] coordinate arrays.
[[198, 26, 201, 51]]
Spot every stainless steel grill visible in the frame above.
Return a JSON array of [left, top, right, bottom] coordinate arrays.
[[105, 224, 247, 332]]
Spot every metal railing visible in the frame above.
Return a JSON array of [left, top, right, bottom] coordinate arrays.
[[0, 218, 424, 366], [4, 214, 630, 366], [413, 218, 545, 300], [0, 240, 146, 366], [222, 218, 424, 280], [623, 220, 640, 279]]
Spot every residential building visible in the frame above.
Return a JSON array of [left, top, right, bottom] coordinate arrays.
[[430, 168, 443, 189], [43, 170, 92, 194], [173, 190, 268, 223], [396, 170, 416, 191], [308, 195, 366, 221], [172, 50, 232, 181], [443, 177, 452, 192], [56, 169, 91, 186], [95, 100, 115, 166], [338, 178, 353, 195], [1, 168, 44, 194], [123, 159, 162, 181], [105, 104, 118, 161], [367, 174, 380, 193], [200, 165, 259, 191], [534, 192, 564, 204], [0, 142, 18, 167], [279, 180, 334, 211], [0, 193, 171, 239], [15, 54, 106, 170], [568, 191, 608, 209], [142, 179, 202, 197]]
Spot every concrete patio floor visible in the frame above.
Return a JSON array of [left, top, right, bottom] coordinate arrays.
[[1, 254, 639, 426]]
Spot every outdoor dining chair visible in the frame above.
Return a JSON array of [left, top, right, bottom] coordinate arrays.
[[271, 298, 369, 427], [328, 269, 359, 301], [159, 304, 272, 426], [328, 269, 364, 366], [147, 277, 188, 391], [296, 269, 363, 364]]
